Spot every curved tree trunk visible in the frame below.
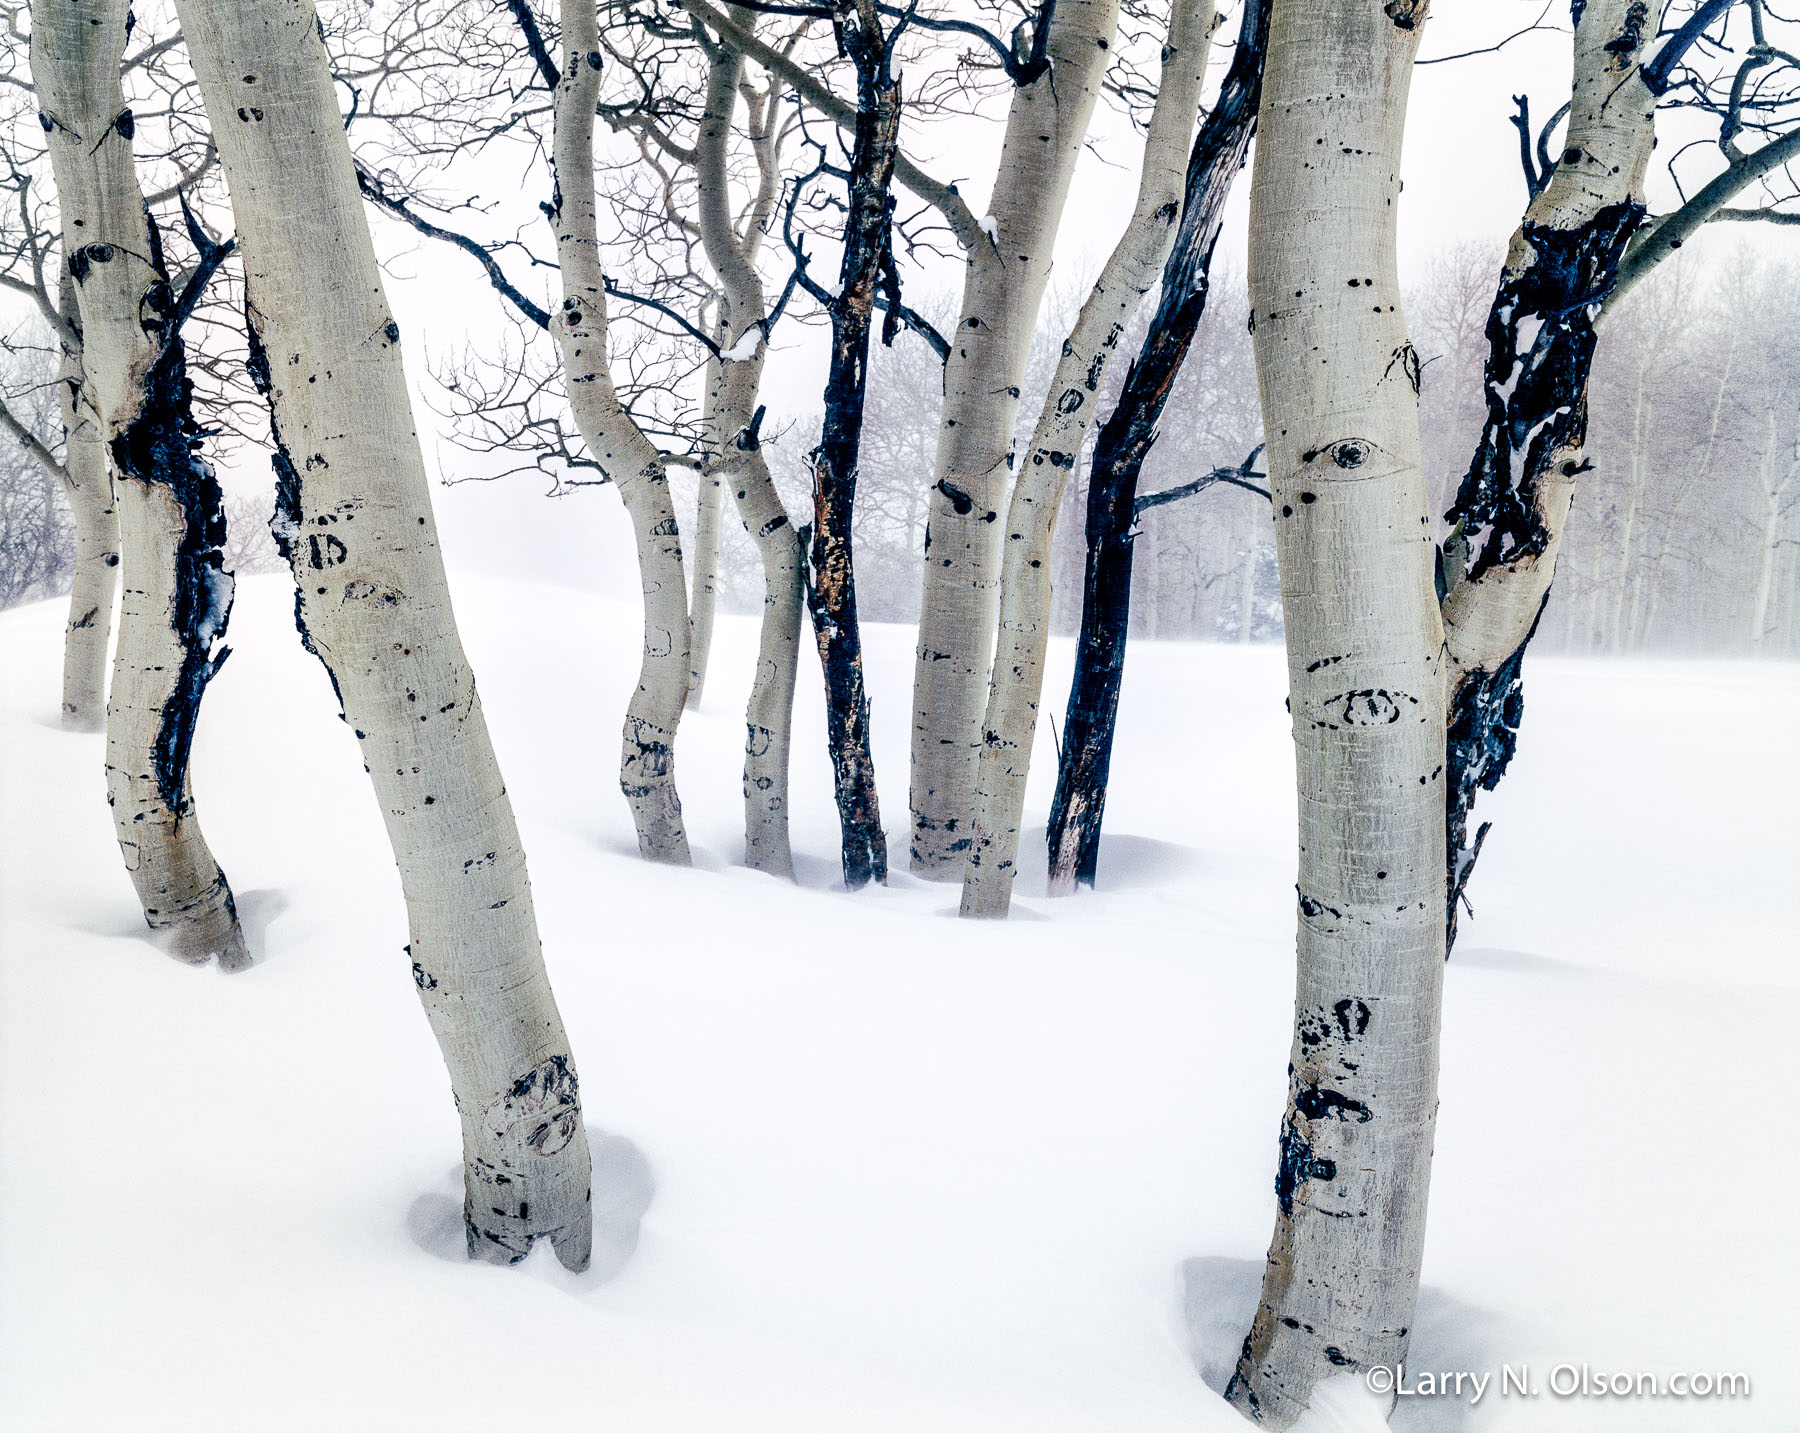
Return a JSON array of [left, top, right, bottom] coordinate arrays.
[[1226, 1, 1442, 1423], [1439, 0, 1668, 944], [959, 0, 1215, 917], [550, 0, 691, 864], [54, 288, 119, 731], [175, 0, 592, 1268], [1042, 0, 1271, 897], [905, 0, 1118, 877], [693, 16, 803, 879], [33, 0, 246, 967]]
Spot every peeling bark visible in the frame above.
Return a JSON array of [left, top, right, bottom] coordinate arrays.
[[960, 0, 1223, 917], [802, 0, 902, 891], [33, 0, 245, 966], [176, 0, 592, 1267], [549, 2, 692, 864], [1041, 0, 1271, 899], [1227, 2, 1442, 1422], [1439, 0, 1668, 944], [906, 0, 1119, 877]]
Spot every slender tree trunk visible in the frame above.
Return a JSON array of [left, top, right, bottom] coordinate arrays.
[[54, 291, 119, 731], [906, 0, 1118, 877], [550, 1, 691, 863], [1749, 412, 1793, 649], [34, 0, 247, 967], [693, 17, 803, 878], [1226, 2, 1443, 1422], [1439, 0, 1668, 942], [1236, 525, 1259, 643], [800, 0, 903, 890], [175, 0, 592, 1267], [1041, 0, 1272, 896], [688, 351, 725, 708], [959, 0, 1214, 918]]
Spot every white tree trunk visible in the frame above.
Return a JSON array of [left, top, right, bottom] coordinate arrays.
[[551, 0, 692, 863], [959, 0, 1209, 918], [906, 0, 1119, 876], [54, 289, 119, 731], [693, 21, 803, 878], [1227, 1, 1443, 1423], [33, 0, 246, 967], [1750, 411, 1794, 649], [688, 351, 725, 707], [174, 0, 593, 1267]]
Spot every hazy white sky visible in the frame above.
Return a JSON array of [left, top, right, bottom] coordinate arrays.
[[349, 0, 1790, 590]]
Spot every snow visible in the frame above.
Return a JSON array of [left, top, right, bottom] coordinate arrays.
[[720, 325, 763, 363], [981, 214, 1000, 245], [2, 571, 1796, 1432]]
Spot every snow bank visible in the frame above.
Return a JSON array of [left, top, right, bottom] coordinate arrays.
[[1, 571, 1794, 1431]]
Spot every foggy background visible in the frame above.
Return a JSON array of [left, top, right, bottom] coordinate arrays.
[[3, 0, 1795, 657]]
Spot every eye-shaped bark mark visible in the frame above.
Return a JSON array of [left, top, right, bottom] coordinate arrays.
[[67, 243, 116, 284], [481, 1056, 581, 1160], [936, 478, 975, 514], [1321, 687, 1418, 727]]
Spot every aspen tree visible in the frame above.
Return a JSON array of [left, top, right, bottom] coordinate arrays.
[[960, 0, 1214, 916], [906, 0, 1119, 876], [174, 0, 593, 1266], [33, 0, 246, 965], [1227, 0, 1443, 1420]]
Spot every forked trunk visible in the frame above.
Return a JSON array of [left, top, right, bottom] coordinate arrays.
[[960, 0, 1219, 917], [1227, 1, 1443, 1422], [906, 0, 1118, 876], [33, 0, 246, 966], [175, 0, 592, 1267]]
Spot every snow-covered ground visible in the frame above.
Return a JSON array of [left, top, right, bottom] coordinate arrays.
[[2, 566, 1795, 1432]]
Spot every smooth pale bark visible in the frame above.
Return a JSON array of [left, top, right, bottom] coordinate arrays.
[[959, 0, 1211, 917], [693, 21, 803, 878], [175, 0, 591, 1267], [53, 288, 119, 730], [33, 0, 246, 966], [1439, 0, 1667, 939], [688, 351, 725, 709], [906, 0, 1119, 876], [551, 0, 691, 864], [1750, 410, 1795, 647], [0, 300, 119, 729], [1227, 2, 1443, 1423]]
